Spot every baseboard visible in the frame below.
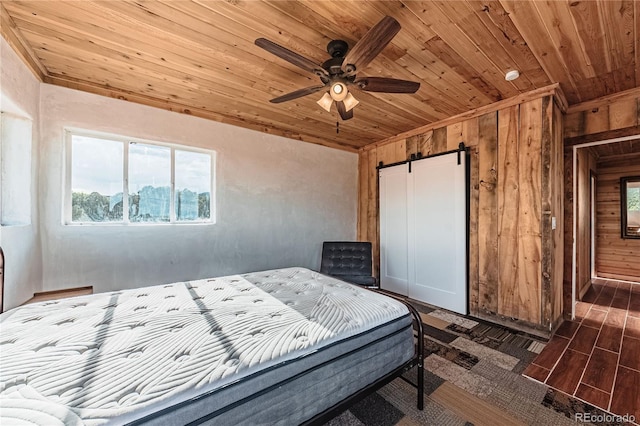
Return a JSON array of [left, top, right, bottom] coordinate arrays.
[[596, 272, 640, 284], [473, 310, 552, 339]]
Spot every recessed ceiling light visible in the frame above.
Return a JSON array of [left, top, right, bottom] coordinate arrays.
[[505, 70, 520, 81]]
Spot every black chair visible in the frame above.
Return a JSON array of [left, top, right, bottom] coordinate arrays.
[[320, 241, 377, 287]]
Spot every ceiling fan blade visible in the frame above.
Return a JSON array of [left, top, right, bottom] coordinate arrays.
[[336, 101, 354, 120], [355, 77, 420, 93], [269, 85, 326, 103], [255, 38, 328, 77], [342, 16, 401, 74]]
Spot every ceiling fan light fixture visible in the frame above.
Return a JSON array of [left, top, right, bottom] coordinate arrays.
[[343, 92, 359, 112], [256, 16, 420, 121], [329, 82, 348, 101], [317, 92, 333, 112]]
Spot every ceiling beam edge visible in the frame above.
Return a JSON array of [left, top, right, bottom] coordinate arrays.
[[0, 3, 47, 81], [552, 84, 568, 114], [566, 86, 640, 114], [564, 125, 640, 147]]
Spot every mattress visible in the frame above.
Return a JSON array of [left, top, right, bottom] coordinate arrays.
[[0, 267, 413, 425]]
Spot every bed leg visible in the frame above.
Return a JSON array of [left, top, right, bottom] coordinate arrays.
[[415, 307, 424, 410], [401, 300, 425, 411], [371, 290, 425, 411], [416, 336, 424, 409]]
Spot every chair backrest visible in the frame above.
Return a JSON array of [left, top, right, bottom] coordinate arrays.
[[320, 241, 373, 277]]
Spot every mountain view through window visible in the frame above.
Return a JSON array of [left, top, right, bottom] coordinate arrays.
[[70, 133, 213, 224]]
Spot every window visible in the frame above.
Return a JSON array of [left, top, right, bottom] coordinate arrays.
[[1, 112, 32, 226], [129, 143, 171, 222], [175, 150, 211, 221], [621, 176, 640, 239], [66, 130, 215, 224]]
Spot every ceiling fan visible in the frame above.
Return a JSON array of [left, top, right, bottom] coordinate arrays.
[[255, 16, 420, 121]]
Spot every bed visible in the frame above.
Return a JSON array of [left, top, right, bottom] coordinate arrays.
[[0, 267, 423, 425]]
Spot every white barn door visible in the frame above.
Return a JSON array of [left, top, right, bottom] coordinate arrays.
[[379, 152, 467, 315], [379, 163, 409, 296]]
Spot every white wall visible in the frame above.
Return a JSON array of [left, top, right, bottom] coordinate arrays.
[[0, 38, 43, 309], [39, 84, 358, 294]]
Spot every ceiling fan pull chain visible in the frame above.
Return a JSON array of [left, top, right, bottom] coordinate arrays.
[[336, 121, 339, 134]]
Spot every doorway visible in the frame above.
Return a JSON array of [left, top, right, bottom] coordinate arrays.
[[590, 173, 596, 280], [571, 135, 640, 318]]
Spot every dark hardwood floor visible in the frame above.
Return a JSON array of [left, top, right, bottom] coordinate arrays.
[[524, 278, 640, 422]]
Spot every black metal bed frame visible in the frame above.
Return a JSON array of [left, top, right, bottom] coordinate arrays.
[[303, 290, 425, 425], [2, 251, 423, 425], [36, 266, 424, 425], [131, 288, 425, 426]]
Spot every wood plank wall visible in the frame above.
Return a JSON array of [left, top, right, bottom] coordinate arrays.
[[358, 94, 564, 335], [552, 104, 564, 326], [576, 148, 597, 298], [562, 88, 640, 314], [566, 102, 640, 143], [596, 153, 640, 282]]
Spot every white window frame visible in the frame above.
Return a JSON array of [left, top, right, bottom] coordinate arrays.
[[1, 111, 33, 227], [64, 128, 216, 225]]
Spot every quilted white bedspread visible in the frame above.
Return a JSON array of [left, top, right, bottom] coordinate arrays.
[[0, 267, 408, 425]]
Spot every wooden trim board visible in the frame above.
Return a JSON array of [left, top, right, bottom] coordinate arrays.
[[24, 286, 94, 305], [362, 84, 563, 152], [566, 86, 640, 114]]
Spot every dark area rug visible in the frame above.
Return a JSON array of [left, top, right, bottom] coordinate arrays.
[[324, 300, 629, 426]]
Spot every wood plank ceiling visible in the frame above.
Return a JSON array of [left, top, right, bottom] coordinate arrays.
[[590, 137, 640, 160], [1, 1, 638, 151]]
